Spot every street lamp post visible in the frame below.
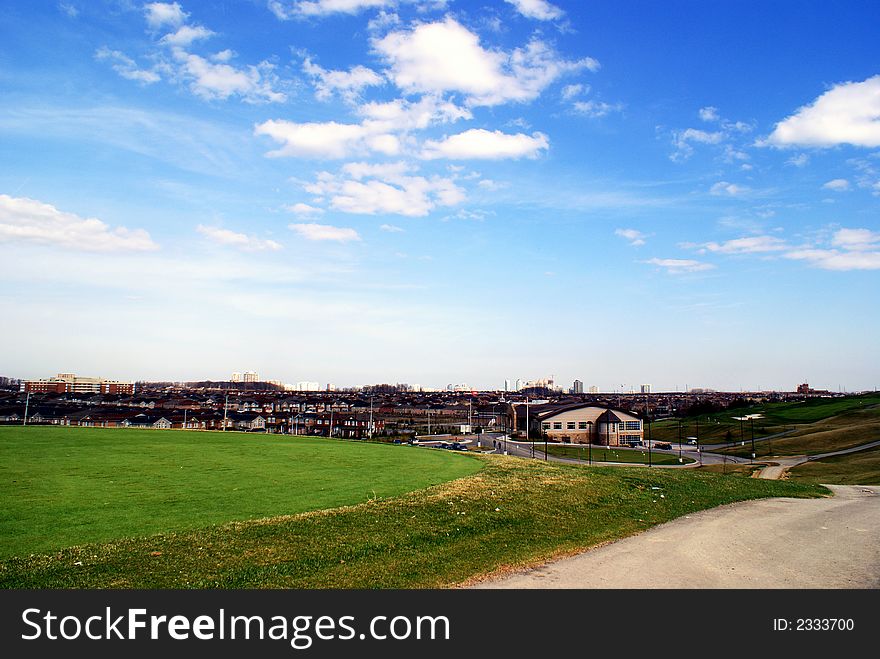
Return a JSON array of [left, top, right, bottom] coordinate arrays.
[[23, 391, 30, 426], [587, 420, 593, 465], [647, 415, 652, 467], [678, 418, 683, 463], [368, 396, 374, 440]]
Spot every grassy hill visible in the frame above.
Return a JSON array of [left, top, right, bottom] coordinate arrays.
[[0, 429, 825, 588], [0, 426, 481, 559]]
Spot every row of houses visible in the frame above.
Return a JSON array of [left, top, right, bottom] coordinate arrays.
[[0, 406, 384, 438]]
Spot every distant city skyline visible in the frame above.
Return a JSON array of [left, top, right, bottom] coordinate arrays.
[[1, 2, 878, 392]]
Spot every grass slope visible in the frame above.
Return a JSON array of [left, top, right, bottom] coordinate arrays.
[[0, 426, 481, 558], [789, 447, 880, 485], [719, 406, 880, 459], [649, 394, 880, 445], [0, 456, 825, 589]]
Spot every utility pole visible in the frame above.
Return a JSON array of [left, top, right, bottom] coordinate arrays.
[[368, 396, 374, 440], [23, 391, 30, 426], [329, 406, 334, 439], [183, 408, 187, 431], [525, 396, 529, 459], [223, 394, 228, 432]]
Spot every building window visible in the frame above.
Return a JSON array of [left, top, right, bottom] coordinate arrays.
[[567, 421, 576, 430], [625, 421, 641, 430], [542, 422, 551, 430], [553, 422, 562, 430], [578, 421, 588, 429]]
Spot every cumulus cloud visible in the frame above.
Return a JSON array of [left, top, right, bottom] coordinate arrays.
[[95, 47, 160, 83], [373, 18, 596, 107], [159, 24, 215, 47], [784, 248, 880, 271], [289, 222, 361, 242], [0, 194, 158, 252], [786, 153, 810, 167], [286, 202, 325, 216], [644, 258, 715, 274], [700, 236, 788, 254], [615, 228, 646, 246], [504, 0, 564, 21], [302, 163, 465, 216], [822, 178, 850, 191], [173, 50, 286, 103], [420, 129, 549, 160], [572, 100, 621, 118], [145, 2, 187, 29], [380, 223, 404, 232], [710, 181, 748, 196], [197, 225, 282, 251], [302, 56, 384, 103], [269, 0, 406, 19], [831, 227, 880, 251], [763, 75, 880, 148], [699, 106, 720, 122], [255, 119, 396, 158], [671, 127, 724, 160]]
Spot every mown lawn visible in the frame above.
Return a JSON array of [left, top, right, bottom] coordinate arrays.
[[0, 426, 481, 558], [0, 454, 826, 589]]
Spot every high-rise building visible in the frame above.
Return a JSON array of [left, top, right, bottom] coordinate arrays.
[[243, 371, 259, 383], [515, 379, 523, 392], [573, 379, 584, 394], [504, 379, 512, 392], [640, 384, 652, 394], [231, 372, 242, 383], [588, 385, 599, 394]]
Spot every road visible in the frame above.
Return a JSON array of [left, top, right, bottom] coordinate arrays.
[[472, 485, 880, 589], [756, 439, 880, 480]]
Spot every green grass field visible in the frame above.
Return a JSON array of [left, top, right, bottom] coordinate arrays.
[[532, 443, 694, 465], [649, 393, 880, 445], [0, 426, 481, 559], [0, 453, 825, 589]]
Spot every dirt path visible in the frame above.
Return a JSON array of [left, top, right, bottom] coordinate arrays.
[[472, 485, 880, 589]]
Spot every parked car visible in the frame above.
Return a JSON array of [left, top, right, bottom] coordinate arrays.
[[655, 442, 672, 450]]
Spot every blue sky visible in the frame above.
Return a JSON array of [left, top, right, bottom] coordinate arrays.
[[1, 0, 878, 392]]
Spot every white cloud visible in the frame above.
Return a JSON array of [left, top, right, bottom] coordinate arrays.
[[173, 50, 286, 103], [504, 0, 564, 21], [270, 0, 400, 19], [831, 227, 880, 251], [710, 181, 748, 196], [644, 258, 715, 274], [255, 119, 395, 158], [699, 106, 720, 122], [302, 57, 384, 103], [700, 236, 788, 254], [561, 83, 585, 100], [95, 47, 160, 83], [373, 18, 596, 106], [289, 222, 361, 242], [421, 129, 549, 160], [159, 24, 215, 47], [572, 100, 621, 118], [615, 228, 646, 246], [0, 194, 158, 252], [764, 75, 880, 148], [822, 178, 850, 191], [671, 127, 725, 160], [303, 164, 465, 217], [58, 2, 78, 18], [145, 2, 187, 29], [784, 249, 880, 271], [380, 223, 404, 232], [358, 96, 471, 131], [197, 225, 282, 251], [286, 202, 325, 216], [786, 153, 810, 167]]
